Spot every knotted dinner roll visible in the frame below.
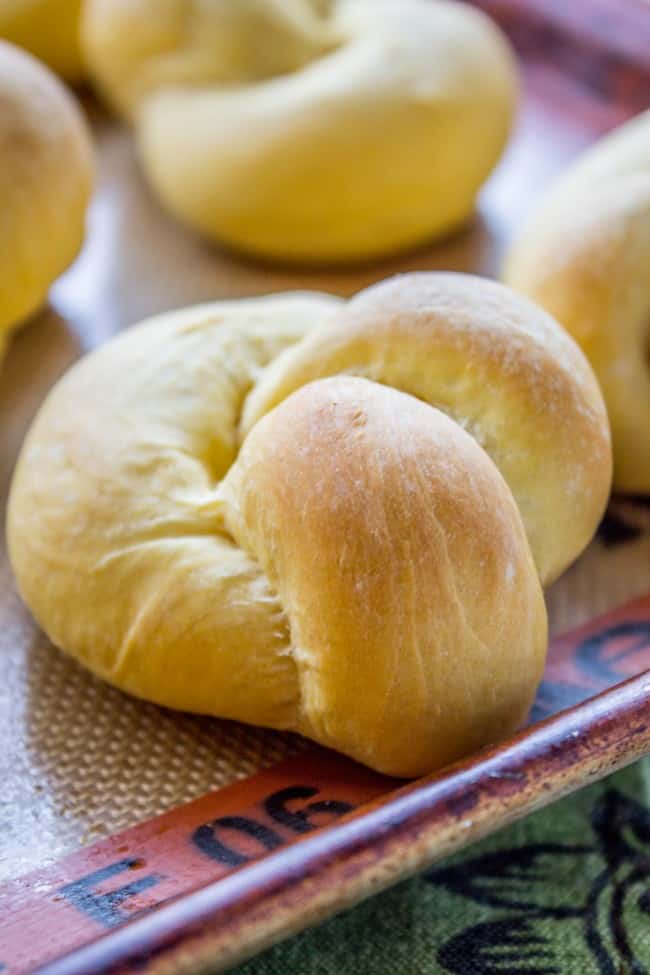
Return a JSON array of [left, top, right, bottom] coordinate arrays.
[[504, 110, 650, 494], [0, 41, 93, 359], [81, 0, 517, 263], [0, 0, 84, 81], [8, 274, 611, 776]]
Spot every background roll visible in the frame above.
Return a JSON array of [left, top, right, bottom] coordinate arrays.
[[82, 0, 518, 263], [0, 41, 93, 359], [504, 110, 650, 494]]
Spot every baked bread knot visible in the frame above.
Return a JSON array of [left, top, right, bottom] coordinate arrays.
[[81, 0, 517, 263], [8, 274, 611, 776], [0, 41, 93, 358], [504, 110, 650, 494], [0, 0, 84, 81]]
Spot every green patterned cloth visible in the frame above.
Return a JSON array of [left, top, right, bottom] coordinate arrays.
[[235, 759, 650, 974]]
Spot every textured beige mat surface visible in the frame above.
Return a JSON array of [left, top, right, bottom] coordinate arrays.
[[1, 92, 648, 883]]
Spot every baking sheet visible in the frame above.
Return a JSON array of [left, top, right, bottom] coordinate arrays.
[[1, 66, 649, 887]]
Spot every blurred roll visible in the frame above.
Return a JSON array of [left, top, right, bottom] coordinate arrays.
[[0, 0, 84, 81], [0, 42, 93, 358], [82, 0, 518, 263], [504, 110, 650, 494]]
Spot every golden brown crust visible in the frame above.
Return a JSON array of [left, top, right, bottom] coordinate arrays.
[[223, 377, 547, 776], [243, 273, 612, 585]]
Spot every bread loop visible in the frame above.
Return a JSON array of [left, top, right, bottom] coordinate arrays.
[[504, 110, 650, 494], [82, 0, 518, 263], [8, 274, 611, 776]]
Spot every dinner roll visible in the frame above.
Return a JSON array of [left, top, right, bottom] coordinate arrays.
[[0, 41, 93, 358], [82, 0, 517, 263], [0, 0, 84, 81], [504, 110, 650, 494], [8, 274, 611, 776]]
